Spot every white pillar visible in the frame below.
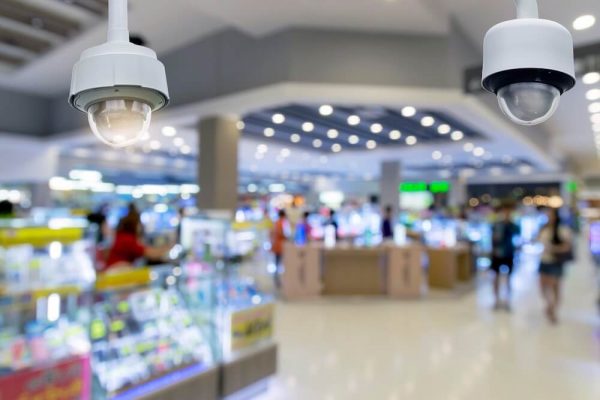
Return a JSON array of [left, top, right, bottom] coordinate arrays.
[[380, 161, 401, 215]]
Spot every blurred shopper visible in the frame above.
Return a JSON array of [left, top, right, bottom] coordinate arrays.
[[326, 208, 339, 239], [0, 200, 14, 218], [105, 212, 172, 271], [538, 208, 572, 324], [295, 211, 312, 244], [271, 209, 288, 287], [87, 203, 110, 245], [490, 205, 520, 310], [381, 205, 394, 240]]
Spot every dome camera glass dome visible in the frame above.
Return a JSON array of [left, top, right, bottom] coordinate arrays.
[[497, 82, 560, 126], [88, 99, 152, 147]]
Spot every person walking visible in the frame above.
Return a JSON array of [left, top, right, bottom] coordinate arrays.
[[271, 209, 288, 287], [490, 205, 520, 310], [538, 208, 572, 324], [381, 205, 394, 240]]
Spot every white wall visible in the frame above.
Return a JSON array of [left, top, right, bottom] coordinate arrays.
[[0, 135, 59, 183]]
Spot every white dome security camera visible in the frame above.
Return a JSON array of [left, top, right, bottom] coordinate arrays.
[[69, 0, 169, 147], [482, 0, 575, 126]]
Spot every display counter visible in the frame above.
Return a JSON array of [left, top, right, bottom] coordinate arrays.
[[282, 242, 424, 298], [427, 244, 473, 289]]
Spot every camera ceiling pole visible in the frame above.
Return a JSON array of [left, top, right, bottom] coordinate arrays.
[[107, 0, 129, 42], [514, 0, 539, 19]]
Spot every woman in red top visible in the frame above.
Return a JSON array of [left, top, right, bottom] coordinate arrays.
[[105, 212, 171, 271]]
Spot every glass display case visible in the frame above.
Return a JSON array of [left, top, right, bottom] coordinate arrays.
[[90, 266, 217, 400], [0, 219, 94, 399]]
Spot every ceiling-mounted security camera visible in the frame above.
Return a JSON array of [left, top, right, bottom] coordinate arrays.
[[69, 0, 169, 147], [482, 0, 575, 126]]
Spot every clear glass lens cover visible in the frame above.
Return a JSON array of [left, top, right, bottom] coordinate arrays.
[[497, 82, 560, 126], [88, 99, 152, 147]]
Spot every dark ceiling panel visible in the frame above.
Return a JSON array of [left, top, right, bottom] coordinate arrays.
[[0, 25, 52, 53], [0, 1, 80, 38], [58, 0, 109, 16]]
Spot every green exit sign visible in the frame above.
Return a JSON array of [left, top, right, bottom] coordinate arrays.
[[400, 182, 428, 193], [566, 180, 578, 193], [430, 181, 451, 194]]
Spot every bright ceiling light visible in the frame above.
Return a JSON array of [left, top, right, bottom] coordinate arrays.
[[401, 106, 417, 117], [331, 143, 342, 153], [69, 0, 168, 148], [281, 148, 291, 157], [264, 127, 275, 137], [451, 130, 464, 141], [366, 140, 377, 150], [313, 139, 323, 148], [420, 116, 435, 127], [583, 72, 600, 85], [463, 142, 474, 152], [236, 120, 245, 130], [587, 89, 600, 101], [593, 124, 600, 132], [370, 123, 383, 134], [519, 164, 533, 174], [257, 144, 268, 153], [591, 114, 600, 124], [272, 113, 286, 124], [327, 129, 339, 139], [347, 115, 361, 126], [437, 124, 451, 135], [589, 102, 600, 113], [389, 130, 401, 140], [573, 15, 596, 31], [162, 126, 177, 137], [473, 147, 485, 157], [180, 145, 191, 155], [173, 137, 184, 147], [149, 140, 161, 150], [290, 133, 301, 143], [432, 150, 442, 160], [247, 184, 258, 193], [319, 105, 334, 116], [302, 122, 315, 132], [348, 135, 359, 145], [405, 135, 417, 145]]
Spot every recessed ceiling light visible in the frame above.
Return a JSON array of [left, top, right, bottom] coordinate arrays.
[[389, 130, 401, 140], [319, 105, 334, 116], [463, 142, 474, 152], [451, 130, 464, 141], [591, 114, 600, 124], [302, 122, 314, 132], [272, 113, 286, 124], [587, 89, 600, 101], [573, 15, 596, 31], [401, 106, 417, 117], [406, 135, 417, 145], [149, 140, 161, 150], [519, 164, 533, 174], [257, 144, 268, 153], [347, 115, 361, 126], [327, 129, 339, 139], [162, 126, 177, 137], [313, 139, 323, 148], [593, 124, 600, 132], [290, 133, 301, 143], [264, 127, 275, 137], [180, 145, 191, 154], [473, 147, 485, 157], [589, 103, 600, 113], [173, 137, 185, 147], [236, 121, 245, 130], [348, 135, 359, 145], [331, 143, 342, 153], [437, 124, 451, 135], [247, 184, 258, 193], [432, 150, 442, 160], [420, 116, 435, 127], [281, 148, 291, 157], [366, 140, 377, 150], [583, 72, 600, 85], [370, 123, 383, 134]]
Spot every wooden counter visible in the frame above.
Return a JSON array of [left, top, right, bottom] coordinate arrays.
[[427, 245, 472, 289], [322, 247, 385, 296]]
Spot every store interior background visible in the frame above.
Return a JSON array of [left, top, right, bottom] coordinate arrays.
[[0, 1, 599, 400]]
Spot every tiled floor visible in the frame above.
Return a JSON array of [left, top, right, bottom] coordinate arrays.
[[255, 243, 600, 400]]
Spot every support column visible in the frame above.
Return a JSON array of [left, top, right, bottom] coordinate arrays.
[[31, 183, 52, 208], [380, 161, 401, 215], [198, 116, 240, 216], [449, 178, 468, 208]]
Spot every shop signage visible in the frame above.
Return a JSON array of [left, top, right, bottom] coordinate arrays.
[[0, 354, 91, 400], [230, 303, 274, 351], [399, 181, 451, 193], [464, 42, 600, 94]]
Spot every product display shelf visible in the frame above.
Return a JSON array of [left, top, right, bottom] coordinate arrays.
[[0, 219, 94, 399], [90, 266, 219, 400]]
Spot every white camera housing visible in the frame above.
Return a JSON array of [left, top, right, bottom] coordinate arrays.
[[69, 0, 169, 147], [482, 0, 575, 126]]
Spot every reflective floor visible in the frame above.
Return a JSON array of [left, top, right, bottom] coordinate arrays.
[[256, 242, 600, 400]]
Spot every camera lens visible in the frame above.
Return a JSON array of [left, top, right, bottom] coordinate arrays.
[[497, 82, 560, 126], [88, 99, 152, 147]]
